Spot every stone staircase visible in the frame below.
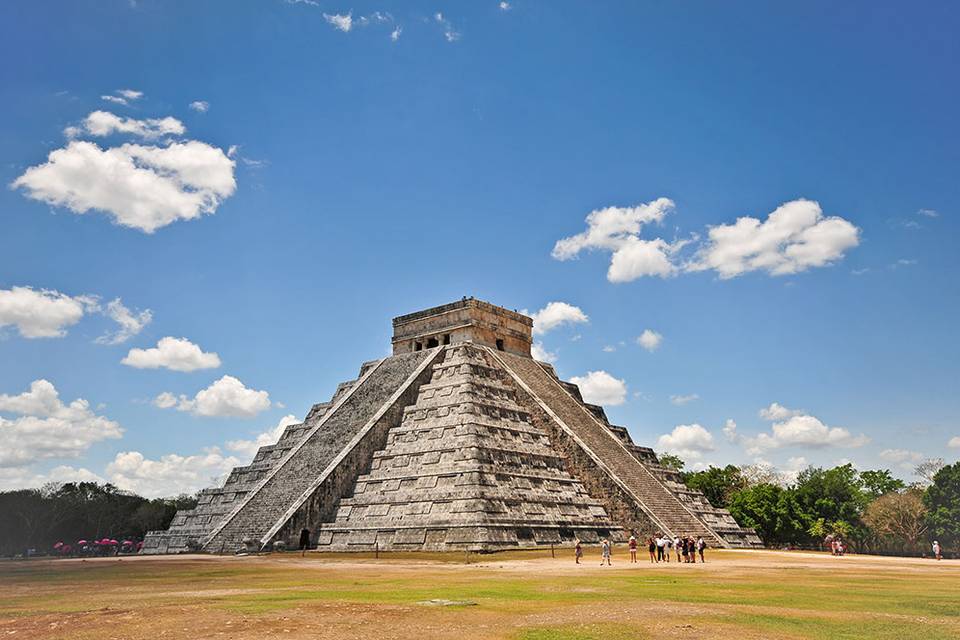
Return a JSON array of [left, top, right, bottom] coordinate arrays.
[[202, 350, 434, 553], [493, 349, 725, 546]]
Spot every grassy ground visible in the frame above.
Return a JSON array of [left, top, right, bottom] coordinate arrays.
[[0, 549, 957, 639]]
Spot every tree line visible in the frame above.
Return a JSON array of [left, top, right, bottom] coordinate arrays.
[[0, 482, 197, 557], [660, 455, 960, 555]]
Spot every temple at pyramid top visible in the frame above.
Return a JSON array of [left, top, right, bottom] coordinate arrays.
[[392, 297, 532, 357], [144, 298, 762, 554]]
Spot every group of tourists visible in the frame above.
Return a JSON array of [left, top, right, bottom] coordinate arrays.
[[573, 533, 706, 566], [52, 538, 143, 557]]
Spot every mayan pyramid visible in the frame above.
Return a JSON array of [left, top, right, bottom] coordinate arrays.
[[144, 299, 761, 553]]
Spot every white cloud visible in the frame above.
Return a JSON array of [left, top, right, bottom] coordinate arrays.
[[499, 1, 512, 10], [636, 329, 662, 352], [69, 110, 185, 140], [669, 393, 699, 406], [95, 298, 152, 345], [107, 448, 240, 498], [552, 198, 680, 282], [101, 95, 128, 105], [688, 199, 860, 279], [225, 414, 299, 460], [189, 100, 209, 113], [656, 423, 716, 460], [0, 286, 97, 339], [759, 402, 802, 421], [390, 26, 402, 41], [917, 208, 939, 218], [156, 375, 271, 418], [722, 418, 739, 442], [569, 370, 627, 406], [946, 437, 960, 449], [122, 337, 221, 372], [324, 12, 353, 31], [891, 258, 918, 269], [99, 89, 142, 107], [781, 456, 809, 483], [0, 464, 106, 491], [434, 12, 460, 41], [13, 139, 236, 233], [526, 301, 589, 335], [602, 345, 616, 353], [531, 341, 557, 364], [0, 380, 123, 468], [744, 404, 869, 454], [116, 89, 143, 100], [880, 448, 925, 471]]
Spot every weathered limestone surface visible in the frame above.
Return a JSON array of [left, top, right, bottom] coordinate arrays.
[[146, 298, 763, 554], [315, 344, 616, 551], [200, 351, 433, 553]]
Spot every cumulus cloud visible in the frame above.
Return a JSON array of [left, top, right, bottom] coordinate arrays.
[[99, 89, 143, 107], [122, 337, 221, 372], [669, 393, 699, 406], [0, 380, 123, 468], [552, 198, 681, 281], [636, 329, 662, 352], [656, 423, 716, 460], [95, 298, 152, 345], [0, 464, 106, 491], [880, 448, 925, 471], [744, 404, 869, 454], [551, 198, 859, 282], [722, 418, 739, 442], [569, 370, 627, 406], [688, 199, 860, 279], [156, 375, 271, 418], [947, 437, 960, 449], [759, 402, 802, 421], [107, 448, 240, 498], [526, 301, 589, 335], [189, 100, 209, 113], [68, 110, 185, 140], [0, 286, 98, 339], [323, 12, 353, 31], [225, 414, 299, 460], [531, 342, 557, 364], [13, 139, 236, 233], [499, 1, 512, 10]]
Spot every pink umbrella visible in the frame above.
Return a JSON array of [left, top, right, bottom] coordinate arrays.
[[109, 539, 118, 545], [77, 539, 87, 545], [53, 542, 63, 549]]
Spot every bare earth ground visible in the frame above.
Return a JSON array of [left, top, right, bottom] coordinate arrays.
[[1, 549, 957, 640]]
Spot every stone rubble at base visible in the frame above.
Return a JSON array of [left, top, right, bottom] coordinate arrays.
[[143, 298, 762, 555]]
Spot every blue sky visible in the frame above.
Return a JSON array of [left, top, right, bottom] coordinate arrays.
[[1, 1, 958, 496]]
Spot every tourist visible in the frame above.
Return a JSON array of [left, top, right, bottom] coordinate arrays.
[[674, 536, 682, 562], [664, 536, 671, 562], [933, 540, 942, 561], [697, 536, 706, 563], [688, 537, 697, 563], [628, 535, 637, 563], [655, 534, 666, 562], [681, 537, 689, 563], [575, 538, 583, 564], [600, 538, 612, 566], [647, 537, 656, 563]]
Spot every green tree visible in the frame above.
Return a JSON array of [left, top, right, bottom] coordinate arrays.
[[860, 469, 906, 500], [728, 483, 805, 545], [923, 462, 960, 548], [684, 464, 746, 508], [793, 464, 869, 545], [657, 453, 685, 472]]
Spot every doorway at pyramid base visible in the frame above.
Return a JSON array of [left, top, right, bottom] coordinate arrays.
[[143, 298, 762, 555]]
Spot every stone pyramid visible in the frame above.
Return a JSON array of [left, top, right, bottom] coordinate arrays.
[[144, 299, 761, 554]]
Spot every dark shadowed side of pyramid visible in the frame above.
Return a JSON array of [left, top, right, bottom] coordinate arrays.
[[143, 298, 762, 554]]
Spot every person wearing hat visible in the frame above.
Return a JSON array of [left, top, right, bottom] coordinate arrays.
[[932, 540, 942, 561]]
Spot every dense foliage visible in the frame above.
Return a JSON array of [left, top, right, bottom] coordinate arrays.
[[0, 482, 196, 557], [678, 460, 959, 555]]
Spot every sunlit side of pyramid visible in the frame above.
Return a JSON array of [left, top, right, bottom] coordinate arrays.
[[144, 298, 761, 553]]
